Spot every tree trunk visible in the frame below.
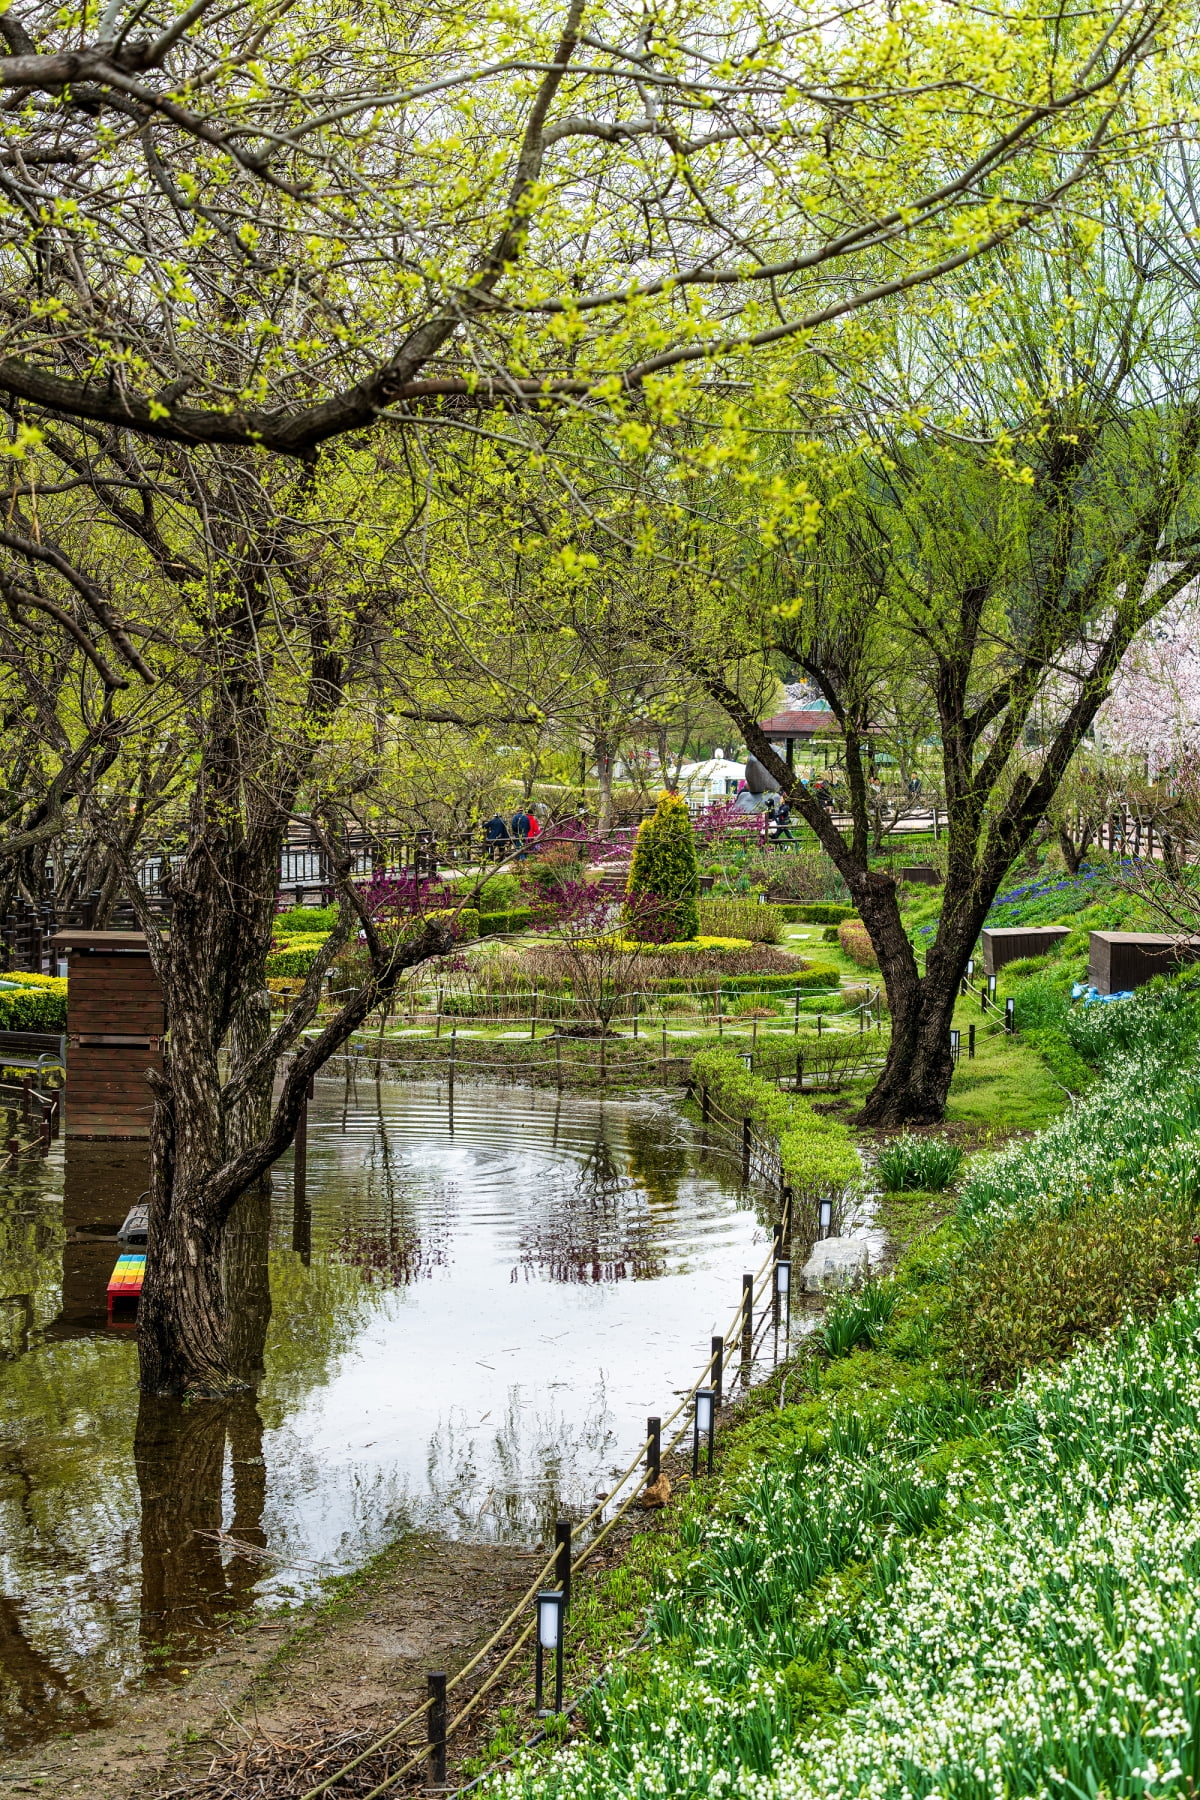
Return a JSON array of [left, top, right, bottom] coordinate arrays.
[[595, 732, 614, 833], [1057, 824, 1083, 875], [844, 874, 961, 1124]]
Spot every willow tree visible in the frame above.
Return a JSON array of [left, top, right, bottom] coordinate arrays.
[[699, 187, 1200, 1124]]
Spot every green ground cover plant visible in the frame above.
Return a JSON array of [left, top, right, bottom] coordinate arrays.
[[493, 979, 1200, 1800]]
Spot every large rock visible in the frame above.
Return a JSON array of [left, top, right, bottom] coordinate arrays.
[[801, 1235, 871, 1292]]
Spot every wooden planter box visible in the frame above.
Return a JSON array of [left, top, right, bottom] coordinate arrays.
[[981, 926, 1071, 976], [898, 866, 941, 886], [1088, 931, 1200, 994]]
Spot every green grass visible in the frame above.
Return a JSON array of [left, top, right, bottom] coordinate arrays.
[[944, 1000, 1065, 1130]]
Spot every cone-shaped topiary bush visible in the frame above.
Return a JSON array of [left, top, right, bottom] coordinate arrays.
[[625, 791, 700, 942]]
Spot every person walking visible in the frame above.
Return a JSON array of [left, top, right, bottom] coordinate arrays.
[[510, 806, 531, 857], [483, 812, 509, 861]]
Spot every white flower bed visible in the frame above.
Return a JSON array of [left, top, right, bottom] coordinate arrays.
[[501, 1298, 1200, 1800], [495, 985, 1200, 1800], [763, 1298, 1200, 1800]]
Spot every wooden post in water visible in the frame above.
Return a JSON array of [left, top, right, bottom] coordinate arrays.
[[555, 1038, 563, 1090], [661, 1020, 667, 1083]]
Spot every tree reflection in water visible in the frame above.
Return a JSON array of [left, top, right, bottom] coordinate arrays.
[[134, 1177, 272, 1674], [0, 1080, 768, 1751], [423, 1380, 620, 1542], [516, 1128, 686, 1284]]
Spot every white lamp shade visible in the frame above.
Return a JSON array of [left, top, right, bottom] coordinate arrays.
[[776, 1260, 791, 1294], [537, 1593, 561, 1648], [695, 1390, 714, 1433]]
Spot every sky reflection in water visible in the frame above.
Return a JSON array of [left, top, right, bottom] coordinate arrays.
[[0, 1077, 770, 1748]]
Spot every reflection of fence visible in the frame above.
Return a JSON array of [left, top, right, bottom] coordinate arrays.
[[289, 1131, 794, 1800], [0, 1078, 60, 1157], [319, 1022, 888, 1095]]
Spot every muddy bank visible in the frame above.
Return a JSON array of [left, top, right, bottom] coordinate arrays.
[[0, 1534, 537, 1798]]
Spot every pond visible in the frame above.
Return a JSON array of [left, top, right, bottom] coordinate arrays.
[[0, 1076, 778, 1750]]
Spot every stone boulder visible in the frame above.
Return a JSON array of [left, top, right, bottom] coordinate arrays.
[[801, 1235, 871, 1292]]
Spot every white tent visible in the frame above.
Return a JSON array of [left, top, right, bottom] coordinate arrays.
[[675, 753, 745, 805]]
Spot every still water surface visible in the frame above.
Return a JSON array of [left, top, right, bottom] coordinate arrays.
[[0, 1077, 772, 1748]]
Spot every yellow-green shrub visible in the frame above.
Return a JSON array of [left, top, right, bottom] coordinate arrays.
[[691, 1044, 861, 1202]]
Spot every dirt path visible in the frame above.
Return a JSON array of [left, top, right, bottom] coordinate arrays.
[[0, 1536, 538, 1800]]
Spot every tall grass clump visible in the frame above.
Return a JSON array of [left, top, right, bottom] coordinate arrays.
[[822, 1281, 899, 1357], [876, 1134, 962, 1192]]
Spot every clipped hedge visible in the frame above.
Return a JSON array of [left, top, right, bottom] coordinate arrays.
[[691, 1044, 861, 1200], [653, 965, 841, 994], [0, 983, 67, 1030], [265, 940, 323, 978], [274, 904, 338, 934], [780, 903, 859, 924], [479, 907, 533, 935]]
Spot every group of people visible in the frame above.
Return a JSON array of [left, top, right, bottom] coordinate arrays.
[[483, 806, 543, 860]]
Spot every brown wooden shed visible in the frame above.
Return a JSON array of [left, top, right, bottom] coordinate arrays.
[[1088, 931, 1200, 994], [981, 926, 1071, 977], [50, 930, 164, 1138]]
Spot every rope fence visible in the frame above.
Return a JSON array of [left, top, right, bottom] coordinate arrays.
[[292, 1152, 798, 1800]]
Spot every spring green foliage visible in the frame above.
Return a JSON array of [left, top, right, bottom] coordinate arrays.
[[953, 1185, 1200, 1384], [876, 1135, 963, 1192], [781, 904, 859, 925], [274, 906, 339, 934], [690, 1045, 861, 1199], [626, 794, 699, 943], [265, 938, 326, 978], [821, 1280, 900, 1356]]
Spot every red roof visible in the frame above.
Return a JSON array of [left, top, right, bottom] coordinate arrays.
[[758, 710, 840, 736]]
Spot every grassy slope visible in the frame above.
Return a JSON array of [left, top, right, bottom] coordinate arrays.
[[487, 978, 1200, 1800]]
